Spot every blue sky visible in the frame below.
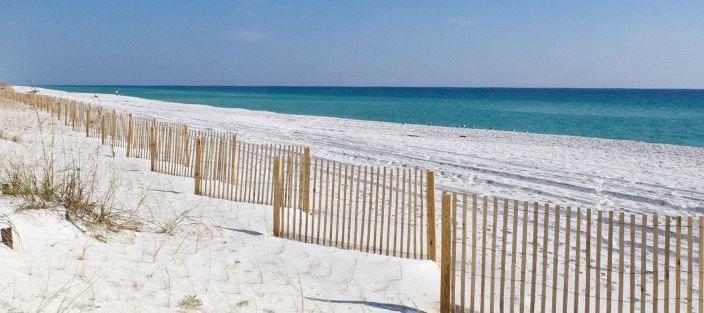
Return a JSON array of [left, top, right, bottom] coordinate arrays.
[[1, 1, 703, 88]]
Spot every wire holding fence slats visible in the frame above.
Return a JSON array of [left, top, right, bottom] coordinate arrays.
[[439, 193, 704, 313], [192, 133, 304, 205], [272, 155, 436, 260]]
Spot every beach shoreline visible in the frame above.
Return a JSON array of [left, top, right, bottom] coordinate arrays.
[[12, 85, 704, 215]]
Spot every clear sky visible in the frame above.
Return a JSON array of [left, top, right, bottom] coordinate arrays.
[[1, 1, 703, 88]]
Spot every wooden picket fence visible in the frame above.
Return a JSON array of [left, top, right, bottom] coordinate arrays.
[[439, 193, 704, 313], [271, 156, 437, 260], [191, 134, 304, 204], [0, 89, 305, 206]]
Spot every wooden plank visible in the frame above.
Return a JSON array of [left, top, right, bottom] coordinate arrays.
[[218, 135, 226, 199], [551, 205, 560, 313], [325, 161, 334, 245], [252, 144, 262, 204], [235, 142, 245, 201], [481, 196, 489, 313], [642, 214, 647, 313], [355, 164, 362, 250], [654, 215, 659, 313], [630, 214, 636, 313], [334, 162, 342, 246], [378, 167, 387, 254], [411, 170, 418, 258], [228, 135, 237, 200], [311, 158, 318, 242], [540, 203, 549, 313], [688, 217, 693, 313], [321, 160, 329, 244], [596, 211, 603, 313], [419, 171, 424, 259], [574, 208, 582, 313], [347, 165, 360, 249], [470, 194, 478, 313], [529, 202, 539, 313], [263, 144, 273, 204], [499, 199, 509, 313], [392, 168, 399, 256], [563, 207, 571, 313], [385, 169, 394, 255], [150, 125, 157, 171], [451, 193, 457, 311], [676, 216, 682, 313], [440, 194, 453, 313], [183, 125, 190, 171], [510, 200, 520, 313], [194, 137, 202, 195], [302, 147, 310, 211], [585, 209, 592, 313], [360, 166, 368, 251], [618, 212, 625, 313], [247, 143, 256, 203], [126, 114, 133, 157], [699, 217, 703, 313], [85, 105, 91, 137], [238, 143, 248, 201], [460, 192, 468, 313], [372, 167, 381, 252], [340, 165, 349, 247], [489, 197, 498, 313], [286, 154, 295, 238], [665, 216, 671, 313], [398, 169, 405, 256], [272, 157, 282, 236], [316, 159, 325, 245], [607, 211, 614, 313], [405, 170, 412, 258]]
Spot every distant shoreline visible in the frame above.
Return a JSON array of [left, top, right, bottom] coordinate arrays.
[[28, 84, 704, 91], [23, 84, 704, 148]]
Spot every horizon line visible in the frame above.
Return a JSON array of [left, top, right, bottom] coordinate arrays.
[[20, 84, 704, 91]]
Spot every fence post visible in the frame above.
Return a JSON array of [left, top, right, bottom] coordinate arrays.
[[440, 193, 452, 313], [273, 157, 283, 237], [183, 125, 191, 166], [426, 171, 436, 261], [194, 137, 203, 195], [111, 110, 117, 147], [150, 124, 158, 171], [71, 101, 76, 128], [85, 105, 91, 137], [100, 112, 106, 145], [302, 147, 311, 212], [126, 114, 133, 157]]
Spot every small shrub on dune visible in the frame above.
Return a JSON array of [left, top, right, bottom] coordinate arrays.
[[178, 295, 203, 310], [0, 161, 141, 241], [0, 131, 22, 143], [57, 168, 141, 235], [0, 162, 54, 208]]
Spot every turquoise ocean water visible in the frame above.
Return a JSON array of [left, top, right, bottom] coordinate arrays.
[[41, 86, 704, 147]]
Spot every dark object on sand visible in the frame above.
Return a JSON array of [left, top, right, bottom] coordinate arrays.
[[1, 227, 12, 249]]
